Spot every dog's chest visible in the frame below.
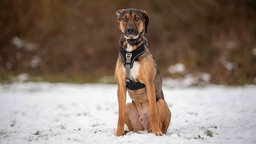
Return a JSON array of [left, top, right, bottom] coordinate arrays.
[[123, 62, 140, 81], [124, 44, 141, 81], [130, 62, 140, 80]]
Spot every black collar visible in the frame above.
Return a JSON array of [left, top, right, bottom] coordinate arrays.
[[119, 43, 146, 68], [126, 38, 142, 46], [121, 31, 144, 46]]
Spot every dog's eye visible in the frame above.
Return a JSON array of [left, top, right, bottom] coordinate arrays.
[[122, 17, 127, 22], [134, 16, 140, 21]]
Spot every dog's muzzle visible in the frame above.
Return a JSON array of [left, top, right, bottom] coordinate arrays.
[[125, 25, 138, 37]]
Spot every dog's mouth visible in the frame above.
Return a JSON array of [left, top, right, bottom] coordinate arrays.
[[123, 34, 139, 40]]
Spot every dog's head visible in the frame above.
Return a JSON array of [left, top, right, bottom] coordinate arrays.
[[116, 8, 149, 40]]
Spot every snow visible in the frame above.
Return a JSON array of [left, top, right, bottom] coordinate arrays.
[[221, 60, 236, 71], [12, 36, 38, 51], [12, 37, 23, 49], [0, 82, 256, 144], [164, 73, 211, 87], [167, 63, 211, 87], [30, 55, 41, 68], [168, 63, 185, 74]]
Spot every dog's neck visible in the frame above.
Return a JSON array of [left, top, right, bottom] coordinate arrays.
[[126, 41, 143, 52], [126, 43, 135, 52], [120, 36, 147, 52]]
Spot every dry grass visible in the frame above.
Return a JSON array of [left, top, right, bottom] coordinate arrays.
[[0, 0, 255, 84]]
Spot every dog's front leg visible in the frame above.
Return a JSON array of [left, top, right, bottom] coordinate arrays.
[[146, 82, 162, 136], [116, 83, 127, 136]]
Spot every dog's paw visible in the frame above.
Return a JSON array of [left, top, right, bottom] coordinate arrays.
[[153, 131, 163, 136], [151, 128, 163, 136], [115, 130, 125, 136]]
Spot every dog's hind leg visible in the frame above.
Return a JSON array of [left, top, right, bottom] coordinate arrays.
[[156, 99, 171, 134], [125, 103, 144, 132]]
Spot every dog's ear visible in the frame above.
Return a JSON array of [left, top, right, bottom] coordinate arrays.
[[140, 10, 149, 33], [116, 9, 125, 21]]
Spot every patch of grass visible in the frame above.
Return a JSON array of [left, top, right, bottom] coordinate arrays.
[[0, 72, 13, 84], [27, 74, 93, 83], [0, 72, 116, 84], [205, 129, 213, 137]]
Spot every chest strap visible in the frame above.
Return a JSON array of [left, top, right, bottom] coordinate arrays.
[[119, 43, 146, 68], [119, 43, 146, 90]]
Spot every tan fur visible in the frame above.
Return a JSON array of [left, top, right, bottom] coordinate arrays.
[[115, 8, 171, 136], [117, 12, 144, 35]]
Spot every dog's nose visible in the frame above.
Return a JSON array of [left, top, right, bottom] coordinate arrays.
[[127, 27, 135, 34], [126, 25, 137, 35]]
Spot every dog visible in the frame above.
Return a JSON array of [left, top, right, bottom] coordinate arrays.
[[115, 8, 171, 136]]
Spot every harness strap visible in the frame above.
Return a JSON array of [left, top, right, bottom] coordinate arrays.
[[119, 43, 146, 68], [126, 79, 145, 90], [119, 43, 146, 90]]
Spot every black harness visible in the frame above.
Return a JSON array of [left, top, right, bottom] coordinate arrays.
[[119, 43, 146, 90]]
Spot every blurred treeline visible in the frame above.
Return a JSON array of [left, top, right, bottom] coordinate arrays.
[[0, 0, 256, 84]]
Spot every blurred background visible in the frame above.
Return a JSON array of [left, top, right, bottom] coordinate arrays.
[[0, 0, 256, 85]]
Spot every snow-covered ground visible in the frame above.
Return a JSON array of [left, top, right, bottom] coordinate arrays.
[[0, 82, 255, 144]]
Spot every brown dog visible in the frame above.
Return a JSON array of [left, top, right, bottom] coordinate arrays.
[[115, 8, 171, 136]]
